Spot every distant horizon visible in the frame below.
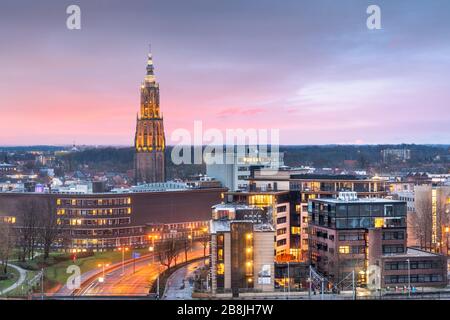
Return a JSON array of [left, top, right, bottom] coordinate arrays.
[[0, 143, 448, 149]]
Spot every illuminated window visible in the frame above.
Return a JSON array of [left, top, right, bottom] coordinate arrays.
[[127, 197, 131, 204], [374, 218, 384, 228], [2, 216, 16, 224], [339, 246, 350, 254], [127, 208, 132, 214], [217, 263, 224, 275], [245, 261, 253, 276], [291, 227, 301, 235], [56, 199, 61, 205]]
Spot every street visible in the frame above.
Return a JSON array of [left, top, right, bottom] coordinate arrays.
[[78, 244, 206, 296]]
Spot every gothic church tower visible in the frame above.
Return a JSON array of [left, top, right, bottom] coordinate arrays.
[[134, 50, 165, 184]]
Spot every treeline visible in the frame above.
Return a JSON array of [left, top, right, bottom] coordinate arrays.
[[60, 146, 205, 180], [281, 144, 449, 168], [56, 144, 449, 177]]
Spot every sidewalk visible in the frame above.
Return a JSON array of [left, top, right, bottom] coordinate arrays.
[[163, 260, 204, 300], [0, 263, 27, 295]]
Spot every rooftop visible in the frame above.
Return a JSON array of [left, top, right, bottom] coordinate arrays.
[[209, 219, 274, 234], [311, 197, 404, 204], [383, 247, 443, 258]]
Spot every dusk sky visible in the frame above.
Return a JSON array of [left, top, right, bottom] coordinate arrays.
[[0, 0, 449, 146]]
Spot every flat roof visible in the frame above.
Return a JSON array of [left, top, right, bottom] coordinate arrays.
[[210, 219, 274, 234], [224, 190, 289, 196], [212, 203, 261, 211], [383, 248, 443, 258], [311, 197, 404, 204]]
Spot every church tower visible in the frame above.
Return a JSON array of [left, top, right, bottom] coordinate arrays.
[[134, 50, 165, 184]]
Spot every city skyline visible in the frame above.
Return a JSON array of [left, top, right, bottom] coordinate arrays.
[[1, 0, 450, 146]]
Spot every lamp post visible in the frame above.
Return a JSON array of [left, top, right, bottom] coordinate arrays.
[[148, 235, 158, 264], [287, 261, 291, 298], [118, 247, 129, 275], [189, 226, 193, 252], [97, 263, 110, 282], [444, 227, 450, 256], [406, 259, 411, 298]]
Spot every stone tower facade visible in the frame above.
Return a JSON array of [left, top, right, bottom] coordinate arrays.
[[134, 50, 165, 184]]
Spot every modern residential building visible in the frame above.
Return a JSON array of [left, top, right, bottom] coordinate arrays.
[[221, 190, 300, 262], [210, 219, 275, 296], [413, 185, 450, 254], [248, 169, 388, 261], [308, 192, 447, 288]]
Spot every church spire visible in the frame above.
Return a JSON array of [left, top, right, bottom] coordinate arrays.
[[144, 45, 156, 83]]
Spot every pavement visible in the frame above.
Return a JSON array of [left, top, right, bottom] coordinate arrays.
[[163, 260, 205, 300], [0, 263, 27, 295]]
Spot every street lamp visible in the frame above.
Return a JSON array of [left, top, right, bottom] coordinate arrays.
[[97, 263, 110, 282], [148, 235, 159, 263], [188, 231, 193, 252], [406, 259, 411, 298], [287, 261, 291, 298], [118, 247, 129, 275], [444, 227, 450, 256]]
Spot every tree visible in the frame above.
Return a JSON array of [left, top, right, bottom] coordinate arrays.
[[200, 235, 209, 258], [157, 238, 183, 269], [412, 194, 433, 251], [183, 237, 191, 263], [38, 197, 63, 260], [0, 222, 15, 274], [17, 199, 40, 261]]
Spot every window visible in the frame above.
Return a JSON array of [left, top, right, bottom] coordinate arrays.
[[217, 248, 223, 261], [336, 218, 347, 229], [348, 205, 360, 217], [336, 205, 347, 217], [383, 231, 404, 240], [382, 245, 404, 254], [217, 263, 224, 275], [276, 217, 287, 224], [374, 218, 384, 228], [339, 246, 350, 254], [384, 205, 394, 217]]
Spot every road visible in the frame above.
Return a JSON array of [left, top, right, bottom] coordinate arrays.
[[78, 244, 206, 296], [163, 260, 205, 300]]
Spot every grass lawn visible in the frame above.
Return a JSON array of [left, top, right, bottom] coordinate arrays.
[[2, 270, 39, 297], [44, 248, 151, 289], [0, 266, 20, 294]]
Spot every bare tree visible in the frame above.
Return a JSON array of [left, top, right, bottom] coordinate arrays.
[[17, 199, 40, 261], [200, 235, 209, 258], [413, 194, 433, 251], [157, 238, 183, 269], [183, 237, 191, 262], [38, 197, 63, 260], [0, 222, 15, 274]]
